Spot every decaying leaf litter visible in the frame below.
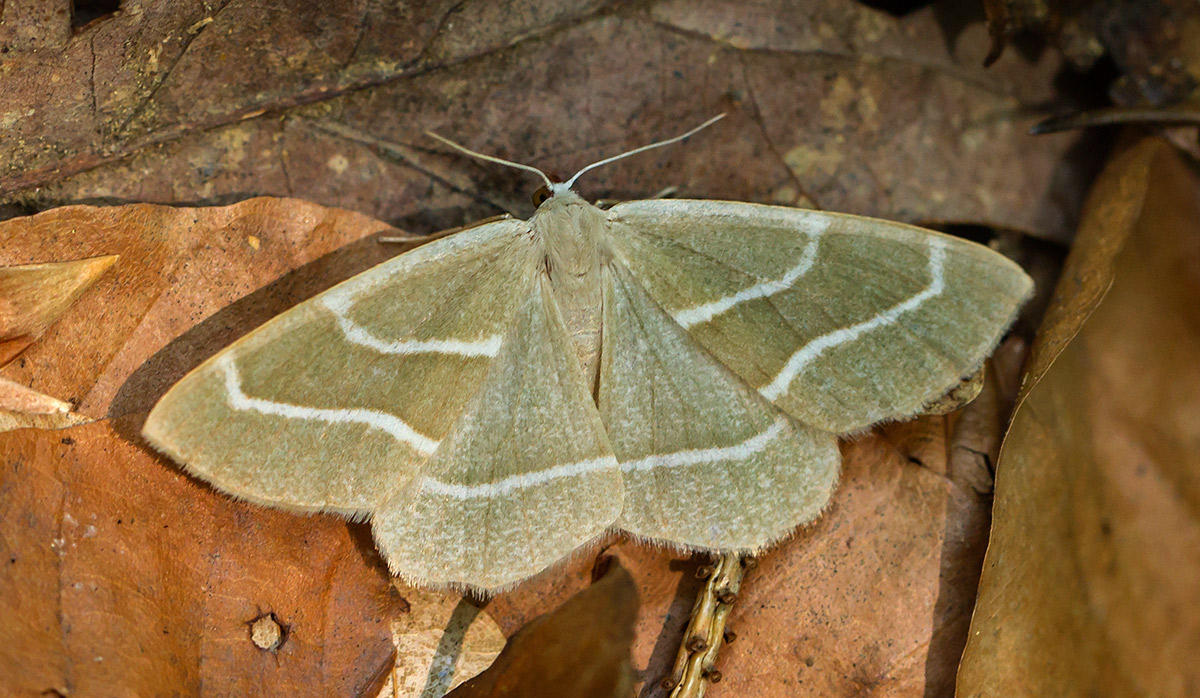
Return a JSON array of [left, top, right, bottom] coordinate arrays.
[[2, 1, 1197, 697]]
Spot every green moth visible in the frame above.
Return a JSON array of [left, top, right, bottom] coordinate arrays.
[[143, 118, 1032, 593]]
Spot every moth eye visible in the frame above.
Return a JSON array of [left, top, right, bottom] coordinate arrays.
[[532, 185, 551, 207]]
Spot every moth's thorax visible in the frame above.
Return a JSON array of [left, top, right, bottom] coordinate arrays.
[[529, 190, 611, 275], [529, 189, 609, 393]]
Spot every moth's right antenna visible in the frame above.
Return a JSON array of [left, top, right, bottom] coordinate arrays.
[[425, 131, 554, 189], [561, 113, 726, 192]]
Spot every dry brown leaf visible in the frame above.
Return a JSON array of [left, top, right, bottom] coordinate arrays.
[[0, 416, 408, 697], [3, 1, 1090, 243], [0, 1, 612, 197], [448, 561, 638, 698], [958, 137, 1200, 696], [701, 411, 1005, 694], [0, 198, 1028, 698], [0, 254, 118, 366]]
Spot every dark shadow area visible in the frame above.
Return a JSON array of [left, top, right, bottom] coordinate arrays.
[[637, 555, 706, 698], [922, 487, 992, 698], [0, 200, 42, 222], [390, 202, 514, 238], [346, 519, 393, 576], [1051, 53, 1121, 110]]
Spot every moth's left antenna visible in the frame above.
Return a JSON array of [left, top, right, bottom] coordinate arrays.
[[425, 131, 554, 189]]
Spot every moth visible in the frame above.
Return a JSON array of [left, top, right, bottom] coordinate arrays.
[[144, 117, 1032, 593]]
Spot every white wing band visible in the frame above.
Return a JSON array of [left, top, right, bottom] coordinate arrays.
[[419, 455, 620, 499], [760, 236, 948, 401], [322, 297, 502, 357], [621, 415, 786, 472], [218, 355, 440, 455], [672, 231, 823, 328], [420, 416, 787, 500]]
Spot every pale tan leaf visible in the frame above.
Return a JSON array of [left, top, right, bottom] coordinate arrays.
[[0, 375, 90, 431], [958, 137, 1200, 697], [374, 587, 505, 698]]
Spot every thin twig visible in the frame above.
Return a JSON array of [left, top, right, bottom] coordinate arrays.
[[664, 553, 748, 698]]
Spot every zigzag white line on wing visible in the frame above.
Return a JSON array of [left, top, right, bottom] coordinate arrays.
[[420, 416, 787, 500], [320, 297, 502, 357], [672, 229, 825, 328], [218, 355, 439, 455], [760, 236, 948, 401]]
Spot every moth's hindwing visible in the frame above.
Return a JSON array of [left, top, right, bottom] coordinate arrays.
[[372, 276, 623, 592], [599, 262, 840, 550]]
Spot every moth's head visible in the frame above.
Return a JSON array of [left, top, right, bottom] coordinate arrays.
[[529, 180, 571, 208], [426, 114, 726, 210], [534, 181, 582, 208]]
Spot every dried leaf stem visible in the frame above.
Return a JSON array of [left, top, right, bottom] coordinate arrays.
[[664, 553, 749, 698]]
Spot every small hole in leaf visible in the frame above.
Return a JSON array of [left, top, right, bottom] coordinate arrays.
[[73, 0, 121, 31], [854, 0, 932, 17]]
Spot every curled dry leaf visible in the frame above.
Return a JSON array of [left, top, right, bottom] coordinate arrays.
[[0, 375, 90, 432], [375, 586, 506, 698], [958, 136, 1200, 696], [0, 254, 118, 366], [0, 417, 409, 697], [448, 562, 639, 698], [1018, 137, 1162, 392]]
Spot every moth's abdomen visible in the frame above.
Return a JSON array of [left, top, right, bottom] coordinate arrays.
[[548, 269, 603, 395]]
